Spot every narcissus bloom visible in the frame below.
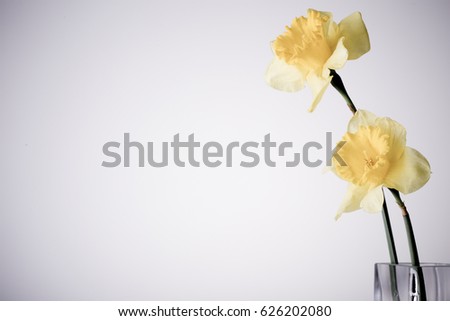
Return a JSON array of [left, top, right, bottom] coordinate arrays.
[[332, 110, 431, 219], [265, 9, 370, 112]]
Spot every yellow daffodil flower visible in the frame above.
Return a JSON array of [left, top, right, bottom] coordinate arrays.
[[332, 110, 431, 219], [265, 9, 370, 112]]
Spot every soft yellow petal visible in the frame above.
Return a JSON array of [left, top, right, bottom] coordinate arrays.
[[324, 37, 348, 74], [265, 56, 306, 92], [306, 73, 332, 112], [360, 185, 384, 213], [375, 116, 407, 162], [338, 12, 370, 60], [311, 9, 333, 23], [347, 109, 378, 133], [336, 183, 369, 220], [314, 9, 339, 46], [384, 147, 431, 194]]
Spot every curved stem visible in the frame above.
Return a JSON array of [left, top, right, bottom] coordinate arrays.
[[382, 189, 399, 265], [330, 70, 357, 114], [388, 188, 427, 300], [382, 189, 400, 301], [388, 189, 421, 266]]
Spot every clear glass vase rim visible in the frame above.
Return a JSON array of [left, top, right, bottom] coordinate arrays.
[[375, 262, 450, 268]]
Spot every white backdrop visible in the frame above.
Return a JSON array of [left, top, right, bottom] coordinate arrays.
[[1, 0, 449, 300]]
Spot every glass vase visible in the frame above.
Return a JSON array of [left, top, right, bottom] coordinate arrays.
[[374, 263, 450, 301]]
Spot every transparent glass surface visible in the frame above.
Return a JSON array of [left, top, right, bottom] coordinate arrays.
[[374, 263, 450, 301]]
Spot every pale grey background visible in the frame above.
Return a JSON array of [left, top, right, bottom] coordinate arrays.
[[1, 0, 449, 300]]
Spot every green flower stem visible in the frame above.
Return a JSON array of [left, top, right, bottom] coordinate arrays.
[[382, 189, 400, 301], [389, 189, 420, 265], [381, 189, 399, 265], [388, 188, 427, 300], [330, 69, 399, 266], [330, 70, 357, 114]]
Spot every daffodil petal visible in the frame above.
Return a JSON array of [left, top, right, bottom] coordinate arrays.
[[384, 147, 431, 194], [347, 109, 378, 133], [306, 73, 332, 112], [312, 9, 333, 22], [336, 183, 369, 220], [338, 12, 370, 60], [322, 14, 340, 48], [314, 9, 339, 47], [324, 37, 348, 74], [360, 185, 384, 213], [265, 56, 306, 92], [375, 116, 407, 162]]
